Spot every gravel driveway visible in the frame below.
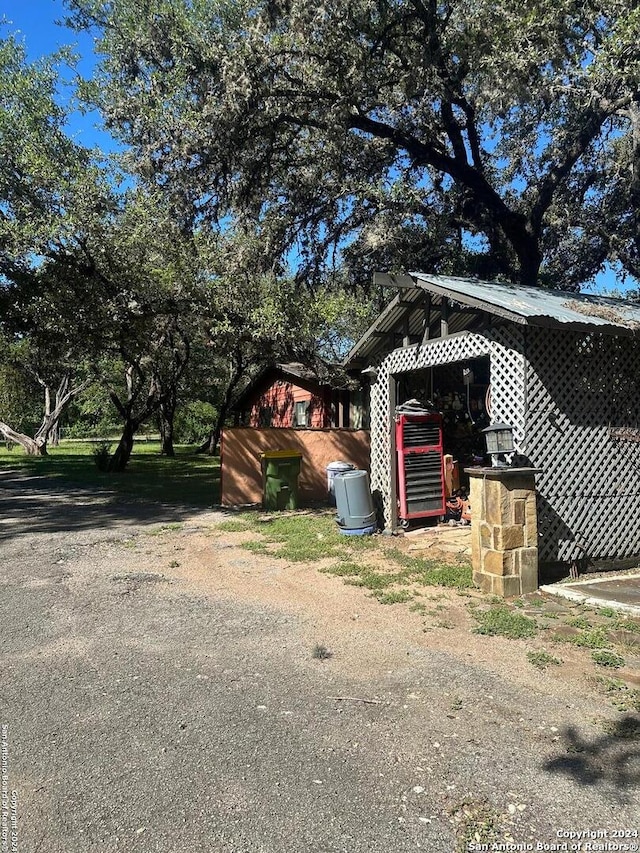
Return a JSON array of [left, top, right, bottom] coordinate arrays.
[[1, 470, 638, 852]]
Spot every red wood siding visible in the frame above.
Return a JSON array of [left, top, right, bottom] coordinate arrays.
[[245, 378, 330, 428]]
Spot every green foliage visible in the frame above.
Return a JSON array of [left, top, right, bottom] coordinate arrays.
[[594, 676, 640, 712], [67, 0, 640, 287], [215, 519, 252, 533], [92, 441, 112, 472], [592, 650, 626, 669], [0, 440, 220, 506], [527, 650, 562, 670], [473, 607, 538, 639], [374, 589, 414, 605], [173, 401, 217, 444]]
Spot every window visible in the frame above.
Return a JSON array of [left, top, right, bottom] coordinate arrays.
[[294, 401, 309, 427]]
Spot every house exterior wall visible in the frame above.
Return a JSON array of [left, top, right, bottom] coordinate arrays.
[[244, 378, 331, 428], [221, 427, 371, 505], [370, 324, 640, 564]]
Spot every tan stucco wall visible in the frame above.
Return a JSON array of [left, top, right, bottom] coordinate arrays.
[[221, 427, 371, 506]]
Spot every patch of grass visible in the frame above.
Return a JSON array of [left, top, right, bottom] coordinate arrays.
[[320, 561, 365, 577], [614, 617, 640, 634], [240, 540, 270, 555], [527, 650, 562, 670], [347, 571, 396, 590], [311, 644, 332, 661], [592, 650, 625, 668], [245, 514, 377, 563], [374, 589, 414, 605], [593, 676, 640, 712], [215, 519, 252, 532], [387, 552, 473, 589], [572, 628, 611, 649], [409, 602, 427, 614], [568, 615, 592, 629], [473, 606, 537, 639], [0, 440, 220, 507], [597, 606, 617, 619]]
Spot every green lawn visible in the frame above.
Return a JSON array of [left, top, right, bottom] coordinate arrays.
[[0, 440, 220, 507]]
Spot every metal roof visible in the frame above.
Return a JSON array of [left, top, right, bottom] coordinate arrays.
[[345, 273, 640, 367]]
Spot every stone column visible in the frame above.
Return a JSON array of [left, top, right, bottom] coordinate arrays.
[[466, 467, 541, 597]]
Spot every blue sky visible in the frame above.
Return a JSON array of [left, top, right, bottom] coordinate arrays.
[[1, 0, 116, 150]]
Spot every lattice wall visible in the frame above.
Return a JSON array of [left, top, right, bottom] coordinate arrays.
[[370, 324, 640, 563], [370, 328, 526, 529], [524, 327, 640, 562]]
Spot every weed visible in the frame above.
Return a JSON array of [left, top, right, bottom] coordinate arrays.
[[614, 618, 640, 634], [527, 650, 562, 670], [409, 602, 427, 614], [473, 607, 537, 639], [92, 441, 112, 472], [592, 650, 625, 669], [215, 520, 251, 533], [374, 589, 414, 605], [527, 596, 545, 608], [450, 697, 463, 711], [450, 798, 502, 853], [168, 560, 180, 568], [357, 572, 397, 591], [573, 628, 610, 649], [597, 606, 617, 619], [311, 644, 332, 661], [320, 562, 364, 577], [436, 620, 454, 629], [568, 615, 592, 629], [593, 676, 640, 712], [512, 599, 525, 608], [240, 541, 270, 555], [599, 717, 640, 739]]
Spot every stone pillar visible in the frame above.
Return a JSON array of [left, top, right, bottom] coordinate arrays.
[[466, 467, 541, 597]]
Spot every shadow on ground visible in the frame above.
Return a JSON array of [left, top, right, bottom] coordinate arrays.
[[543, 717, 640, 803], [0, 470, 217, 540]]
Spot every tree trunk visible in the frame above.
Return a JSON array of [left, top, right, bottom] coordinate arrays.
[[108, 418, 137, 472], [196, 357, 244, 456], [159, 395, 176, 457], [0, 422, 47, 455]]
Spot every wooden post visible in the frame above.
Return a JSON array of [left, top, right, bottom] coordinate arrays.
[[441, 297, 450, 338], [421, 293, 432, 346]]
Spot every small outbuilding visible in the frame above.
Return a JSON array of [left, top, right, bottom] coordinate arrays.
[[232, 362, 368, 430], [345, 273, 640, 568]]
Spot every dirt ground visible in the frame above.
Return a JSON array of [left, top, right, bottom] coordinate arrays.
[[1, 471, 639, 852], [140, 518, 640, 698]]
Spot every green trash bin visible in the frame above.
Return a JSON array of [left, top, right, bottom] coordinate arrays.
[[261, 450, 303, 511]]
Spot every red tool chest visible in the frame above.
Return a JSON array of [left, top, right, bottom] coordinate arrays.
[[395, 412, 446, 524]]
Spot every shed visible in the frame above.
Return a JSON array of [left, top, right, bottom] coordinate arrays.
[[345, 273, 640, 566], [232, 362, 367, 430]]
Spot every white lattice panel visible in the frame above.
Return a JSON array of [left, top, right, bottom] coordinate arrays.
[[524, 327, 640, 562]]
